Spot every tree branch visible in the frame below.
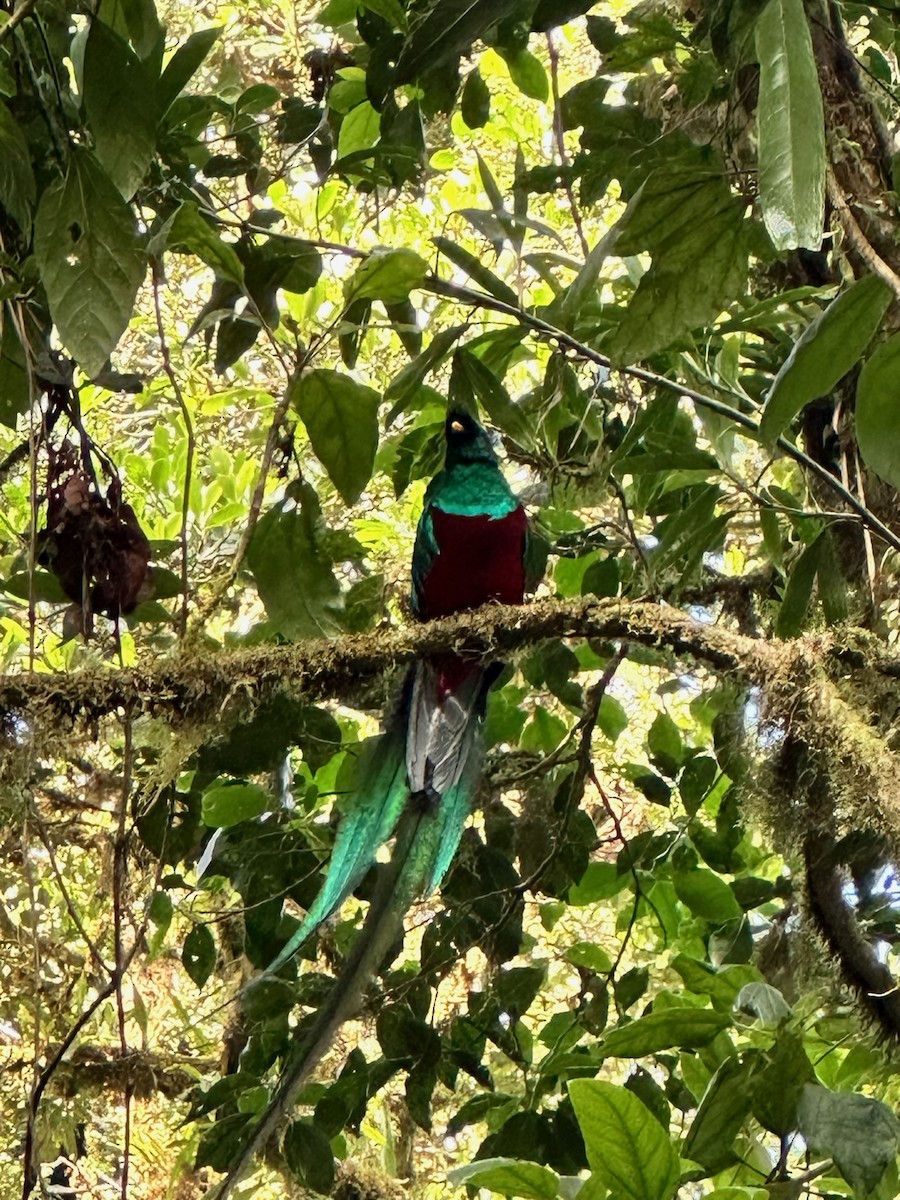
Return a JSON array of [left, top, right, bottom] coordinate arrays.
[[0, 596, 789, 728]]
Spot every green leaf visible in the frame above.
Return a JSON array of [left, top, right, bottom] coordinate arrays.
[[760, 274, 892, 443], [0, 315, 30, 428], [755, 0, 825, 250], [344, 247, 428, 305], [284, 1119, 336, 1194], [432, 236, 518, 307], [734, 982, 792, 1026], [798, 1084, 900, 1196], [246, 491, 343, 640], [608, 169, 750, 365], [157, 26, 222, 113], [394, 0, 522, 85], [451, 348, 531, 445], [596, 694, 627, 742], [601, 1008, 731, 1056], [336, 101, 380, 163], [182, 923, 216, 987], [83, 18, 158, 198], [647, 712, 684, 776], [362, 0, 407, 28], [503, 49, 549, 102], [569, 862, 626, 905], [674, 869, 743, 923], [338, 296, 371, 370], [384, 298, 422, 358], [33, 150, 146, 377], [201, 782, 270, 828], [856, 332, 900, 489], [291, 369, 379, 505], [568, 1080, 680, 1200], [98, 0, 163, 60], [0, 100, 36, 237], [166, 201, 245, 284], [565, 941, 613, 973], [461, 67, 491, 128], [448, 1158, 561, 1200], [384, 323, 467, 415], [682, 1056, 752, 1174], [751, 1032, 813, 1135], [776, 531, 825, 638]]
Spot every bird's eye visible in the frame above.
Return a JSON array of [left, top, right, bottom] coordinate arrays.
[[450, 420, 465, 433]]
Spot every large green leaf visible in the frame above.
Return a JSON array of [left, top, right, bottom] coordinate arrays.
[[601, 1008, 731, 1056], [166, 201, 245, 284], [246, 490, 343, 639], [157, 26, 221, 112], [776, 531, 825, 637], [182, 923, 216, 987], [432, 236, 518, 307], [759, 273, 891, 443], [344, 247, 428, 305], [683, 1057, 752, 1173], [755, 0, 825, 250], [83, 18, 158, 198], [291, 369, 380, 505], [0, 316, 30, 429], [856, 333, 900, 489], [448, 1158, 560, 1200], [34, 150, 146, 377], [569, 1080, 680, 1200], [201, 782, 270, 828], [608, 169, 750, 364], [394, 0, 522, 85], [284, 1120, 336, 1194], [674, 868, 743, 923], [798, 1084, 900, 1195], [0, 100, 35, 237]]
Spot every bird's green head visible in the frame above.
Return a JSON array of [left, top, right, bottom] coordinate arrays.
[[444, 408, 498, 467]]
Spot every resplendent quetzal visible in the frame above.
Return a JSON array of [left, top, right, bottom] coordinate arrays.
[[216, 408, 528, 1196]]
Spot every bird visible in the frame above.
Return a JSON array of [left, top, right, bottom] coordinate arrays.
[[214, 407, 529, 1197]]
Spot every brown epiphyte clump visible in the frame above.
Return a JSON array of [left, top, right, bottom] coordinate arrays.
[[38, 445, 153, 635]]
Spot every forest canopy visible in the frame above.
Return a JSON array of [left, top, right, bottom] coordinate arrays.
[[3, 0, 900, 1198]]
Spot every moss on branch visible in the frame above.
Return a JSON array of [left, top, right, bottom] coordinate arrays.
[[0, 597, 778, 728]]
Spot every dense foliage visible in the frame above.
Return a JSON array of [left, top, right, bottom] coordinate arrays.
[[4, 0, 900, 1197]]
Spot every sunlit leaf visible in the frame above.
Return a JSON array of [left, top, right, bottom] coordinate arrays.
[[755, 0, 825, 250], [760, 273, 891, 443]]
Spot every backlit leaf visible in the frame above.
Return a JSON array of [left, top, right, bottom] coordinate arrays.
[[755, 0, 825, 250], [569, 1080, 680, 1200], [201, 782, 270, 828], [34, 150, 146, 377], [291, 369, 380, 505]]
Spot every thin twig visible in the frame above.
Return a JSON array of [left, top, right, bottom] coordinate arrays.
[[152, 267, 194, 638], [31, 821, 108, 977], [0, 0, 37, 44], [112, 712, 134, 1200], [826, 166, 900, 298], [546, 30, 589, 258]]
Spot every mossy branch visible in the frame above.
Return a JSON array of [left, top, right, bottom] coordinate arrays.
[[0, 597, 781, 728]]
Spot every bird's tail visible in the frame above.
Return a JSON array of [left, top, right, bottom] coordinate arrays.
[[261, 723, 409, 978], [213, 755, 480, 1198], [263, 657, 491, 978]]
